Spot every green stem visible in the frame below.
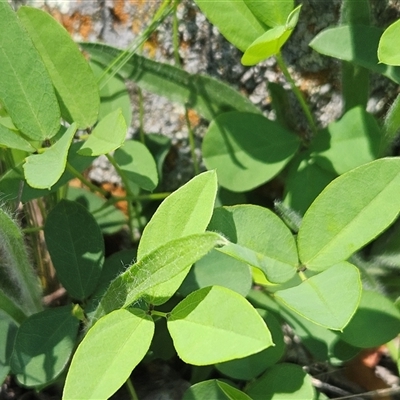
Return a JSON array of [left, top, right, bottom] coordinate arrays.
[[275, 52, 318, 137], [298, 270, 308, 282], [125, 377, 139, 400], [22, 226, 44, 234], [65, 163, 110, 198], [172, 0, 181, 66], [185, 108, 200, 175], [151, 310, 168, 318]]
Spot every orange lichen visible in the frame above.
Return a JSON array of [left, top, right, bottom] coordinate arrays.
[[47, 8, 93, 40], [112, 0, 130, 25]]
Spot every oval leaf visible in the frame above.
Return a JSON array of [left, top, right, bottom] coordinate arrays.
[[168, 286, 273, 365], [0, 316, 18, 385], [203, 112, 299, 192], [298, 158, 400, 270], [63, 309, 154, 400], [0, 2, 60, 140], [378, 19, 400, 66], [208, 205, 298, 284], [138, 170, 218, 259], [18, 7, 99, 128], [184, 380, 252, 400], [311, 106, 382, 175], [92, 232, 224, 323], [341, 290, 400, 348], [179, 249, 253, 298], [10, 305, 79, 387], [78, 109, 126, 156], [113, 140, 158, 192], [44, 199, 105, 300], [23, 123, 77, 189], [275, 262, 362, 330], [245, 363, 315, 400], [309, 25, 400, 84], [245, 0, 294, 27]]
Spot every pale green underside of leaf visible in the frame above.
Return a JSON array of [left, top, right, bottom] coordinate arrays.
[[80, 42, 260, 121], [245, 0, 294, 28], [168, 286, 273, 365], [92, 232, 224, 324], [275, 262, 361, 330], [309, 25, 400, 84], [0, 2, 60, 140], [202, 112, 300, 192], [23, 123, 77, 189], [18, 7, 99, 128], [63, 309, 154, 400], [78, 109, 126, 156], [138, 170, 217, 259], [378, 19, 400, 66], [298, 158, 400, 270]]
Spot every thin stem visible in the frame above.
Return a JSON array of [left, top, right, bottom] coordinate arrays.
[[125, 377, 139, 400], [138, 87, 145, 144], [22, 226, 44, 234], [172, 0, 181, 66], [298, 270, 308, 282], [151, 310, 168, 318], [275, 52, 318, 137], [185, 108, 200, 176], [65, 163, 110, 198]]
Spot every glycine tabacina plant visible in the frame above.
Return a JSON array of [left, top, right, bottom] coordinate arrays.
[[0, 0, 400, 399]]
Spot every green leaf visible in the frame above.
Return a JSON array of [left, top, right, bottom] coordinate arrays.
[[216, 309, 285, 380], [194, 0, 266, 51], [283, 153, 336, 215], [67, 187, 126, 235], [245, 363, 316, 400], [341, 290, 400, 348], [18, 7, 99, 128], [92, 232, 224, 323], [0, 141, 95, 202], [138, 170, 218, 259], [168, 286, 273, 365], [208, 205, 298, 284], [378, 19, 400, 66], [275, 262, 361, 330], [179, 249, 252, 298], [10, 305, 79, 387], [81, 43, 260, 121], [78, 109, 126, 156], [144, 133, 172, 178], [242, 26, 290, 66], [113, 140, 158, 191], [0, 208, 42, 317], [183, 379, 252, 400], [0, 2, 60, 140], [63, 309, 154, 400], [311, 107, 382, 175], [0, 315, 18, 385], [245, 0, 293, 27], [203, 112, 299, 192], [44, 199, 105, 300], [309, 25, 400, 84], [298, 158, 400, 270], [0, 124, 35, 152], [90, 62, 132, 126], [23, 123, 77, 189], [241, 6, 301, 66]]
